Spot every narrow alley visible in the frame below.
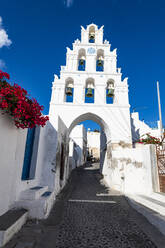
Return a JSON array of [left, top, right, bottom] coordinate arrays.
[[5, 163, 165, 248]]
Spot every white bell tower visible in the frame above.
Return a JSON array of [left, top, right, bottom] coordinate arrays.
[[49, 24, 132, 149]]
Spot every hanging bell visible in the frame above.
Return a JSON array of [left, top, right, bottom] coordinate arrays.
[[66, 87, 72, 96], [97, 59, 103, 67], [89, 32, 95, 40], [86, 88, 93, 97], [107, 88, 114, 97], [79, 59, 84, 65]]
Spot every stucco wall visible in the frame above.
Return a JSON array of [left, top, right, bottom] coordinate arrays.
[[131, 112, 160, 142], [35, 121, 58, 191], [103, 144, 159, 195], [87, 131, 100, 159], [0, 112, 28, 215], [0, 111, 57, 216], [36, 117, 70, 195]]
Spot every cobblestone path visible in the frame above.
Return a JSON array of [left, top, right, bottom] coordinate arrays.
[[5, 163, 165, 248]]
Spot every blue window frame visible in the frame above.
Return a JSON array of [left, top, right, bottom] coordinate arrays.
[[106, 89, 113, 104], [66, 88, 74, 102], [85, 88, 94, 103], [22, 127, 36, 180]]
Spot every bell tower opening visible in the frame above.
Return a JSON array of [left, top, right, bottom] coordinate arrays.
[[106, 79, 114, 104], [89, 25, 95, 43], [49, 23, 132, 159], [68, 112, 111, 172], [85, 78, 95, 104], [78, 48, 86, 71], [65, 78, 74, 102], [96, 49, 104, 72]]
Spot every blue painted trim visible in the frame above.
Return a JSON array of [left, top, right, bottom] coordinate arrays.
[[21, 127, 36, 180]]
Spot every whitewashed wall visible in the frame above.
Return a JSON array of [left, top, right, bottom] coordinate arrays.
[[131, 112, 160, 142], [0, 111, 60, 216], [37, 117, 71, 195], [87, 131, 100, 159], [35, 121, 58, 191], [0, 112, 28, 215], [104, 144, 159, 195], [70, 125, 87, 167]]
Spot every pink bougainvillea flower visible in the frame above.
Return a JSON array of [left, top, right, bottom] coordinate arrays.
[[0, 70, 49, 129]]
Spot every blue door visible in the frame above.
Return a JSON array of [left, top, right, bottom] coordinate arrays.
[[21, 127, 35, 180]]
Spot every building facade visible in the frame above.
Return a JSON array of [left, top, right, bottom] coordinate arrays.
[[49, 24, 132, 174]]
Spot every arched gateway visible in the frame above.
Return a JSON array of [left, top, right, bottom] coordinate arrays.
[[49, 23, 132, 176]]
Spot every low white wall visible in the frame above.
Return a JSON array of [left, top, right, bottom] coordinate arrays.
[[0, 111, 56, 216], [104, 144, 159, 195], [0, 112, 27, 215]]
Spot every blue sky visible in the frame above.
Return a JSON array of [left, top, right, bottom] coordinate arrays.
[[0, 0, 165, 130]]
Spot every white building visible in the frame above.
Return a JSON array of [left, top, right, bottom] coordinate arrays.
[[131, 112, 162, 144], [48, 23, 162, 195], [49, 23, 132, 175], [87, 130, 100, 160], [70, 124, 87, 168]]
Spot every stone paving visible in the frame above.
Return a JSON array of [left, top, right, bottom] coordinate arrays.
[[5, 163, 165, 248]]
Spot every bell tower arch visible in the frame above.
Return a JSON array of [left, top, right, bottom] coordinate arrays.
[[49, 23, 132, 150]]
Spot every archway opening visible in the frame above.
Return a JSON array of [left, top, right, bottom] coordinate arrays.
[[68, 112, 111, 173]]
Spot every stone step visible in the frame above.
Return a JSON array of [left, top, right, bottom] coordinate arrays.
[[0, 209, 28, 247], [150, 192, 165, 203], [127, 196, 165, 236], [19, 186, 48, 200], [127, 194, 165, 216], [15, 191, 56, 219]]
